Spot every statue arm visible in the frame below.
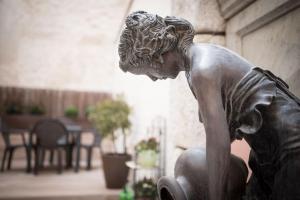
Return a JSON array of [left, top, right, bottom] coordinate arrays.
[[192, 69, 231, 200]]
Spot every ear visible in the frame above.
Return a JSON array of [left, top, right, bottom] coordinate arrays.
[[153, 54, 164, 64]]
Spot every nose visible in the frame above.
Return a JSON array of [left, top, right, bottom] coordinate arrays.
[[148, 75, 158, 81]]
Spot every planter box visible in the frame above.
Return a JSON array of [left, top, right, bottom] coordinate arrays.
[[1, 115, 47, 130]]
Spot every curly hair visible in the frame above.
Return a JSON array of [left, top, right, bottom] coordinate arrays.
[[118, 11, 194, 72]]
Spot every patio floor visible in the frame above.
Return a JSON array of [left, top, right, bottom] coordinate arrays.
[[0, 159, 120, 200]]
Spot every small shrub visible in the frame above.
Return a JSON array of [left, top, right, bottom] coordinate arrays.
[[5, 102, 24, 115], [134, 177, 157, 198], [88, 97, 131, 153], [85, 105, 94, 117], [135, 137, 159, 153], [29, 105, 45, 115], [64, 106, 79, 118]]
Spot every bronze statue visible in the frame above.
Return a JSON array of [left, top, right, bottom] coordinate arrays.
[[118, 11, 300, 200]]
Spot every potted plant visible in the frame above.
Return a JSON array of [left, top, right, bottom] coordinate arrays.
[[135, 137, 159, 168], [88, 97, 132, 189], [5, 102, 25, 115], [28, 104, 45, 115], [2, 103, 46, 129], [134, 177, 157, 200], [64, 106, 79, 119]]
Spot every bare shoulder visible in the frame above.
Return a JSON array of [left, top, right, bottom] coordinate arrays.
[[190, 64, 221, 88], [189, 44, 224, 86], [189, 43, 253, 88]]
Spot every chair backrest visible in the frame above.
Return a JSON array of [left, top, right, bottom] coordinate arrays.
[[0, 118, 10, 146], [32, 119, 69, 148]]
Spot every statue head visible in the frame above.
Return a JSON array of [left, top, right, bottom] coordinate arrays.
[[118, 11, 194, 81]]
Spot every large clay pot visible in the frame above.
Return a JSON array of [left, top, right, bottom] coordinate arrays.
[[102, 153, 131, 189], [157, 148, 248, 200]]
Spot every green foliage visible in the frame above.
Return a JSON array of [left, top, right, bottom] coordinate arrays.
[[134, 177, 157, 198], [135, 137, 159, 153], [5, 102, 24, 115], [85, 105, 94, 117], [119, 186, 134, 200], [88, 98, 131, 140], [5, 102, 45, 115], [28, 105, 45, 115], [64, 106, 79, 118]]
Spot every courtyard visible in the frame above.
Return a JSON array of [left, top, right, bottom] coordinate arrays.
[[0, 0, 299, 199]]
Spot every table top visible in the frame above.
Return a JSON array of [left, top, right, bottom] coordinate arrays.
[[65, 125, 82, 133]]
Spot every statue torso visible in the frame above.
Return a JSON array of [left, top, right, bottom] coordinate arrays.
[[187, 44, 300, 160]]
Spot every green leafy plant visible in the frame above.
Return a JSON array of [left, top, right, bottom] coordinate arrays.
[[88, 97, 131, 153], [28, 105, 45, 115], [135, 137, 159, 153], [5, 102, 24, 115], [119, 186, 134, 200], [85, 105, 94, 117], [135, 137, 159, 168], [64, 106, 79, 118], [134, 177, 157, 199]]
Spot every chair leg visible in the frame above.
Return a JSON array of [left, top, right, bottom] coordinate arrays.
[[57, 149, 63, 174], [49, 150, 54, 165], [1, 148, 8, 172], [7, 148, 15, 170], [87, 148, 93, 170], [40, 149, 46, 168], [34, 147, 40, 175], [65, 147, 69, 169], [65, 145, 73, 169], [25, 147, 31, 173]]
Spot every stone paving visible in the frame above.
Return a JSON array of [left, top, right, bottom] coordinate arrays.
[[0, 160, 120, 200]]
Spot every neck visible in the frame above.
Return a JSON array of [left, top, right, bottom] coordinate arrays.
[[179, 43, 194, 72]]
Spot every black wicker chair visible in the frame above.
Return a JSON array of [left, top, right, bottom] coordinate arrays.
[[30, 119, 71, 174], [0, 119, 30, 172]]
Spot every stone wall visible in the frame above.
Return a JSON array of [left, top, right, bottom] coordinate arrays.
[[0, 0, 129, 92], [224, 0, 300, 96]]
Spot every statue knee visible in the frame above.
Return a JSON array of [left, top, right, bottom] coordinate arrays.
[[227, 155, 248, 200]]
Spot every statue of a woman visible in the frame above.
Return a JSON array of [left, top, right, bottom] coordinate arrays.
[[118, 11, 300, 200]]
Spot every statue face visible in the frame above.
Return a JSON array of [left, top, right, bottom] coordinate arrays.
[[128, 64, 164, 81]]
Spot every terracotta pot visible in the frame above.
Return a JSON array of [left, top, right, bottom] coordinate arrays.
[[102, 153, 131, 189]]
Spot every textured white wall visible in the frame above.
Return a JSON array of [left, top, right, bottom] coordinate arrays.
[[0, 0, 171, 156], [0, 0, 131, 92]]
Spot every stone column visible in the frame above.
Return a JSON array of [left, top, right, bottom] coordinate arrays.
[[166, 0, 225, 176]]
